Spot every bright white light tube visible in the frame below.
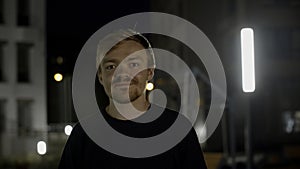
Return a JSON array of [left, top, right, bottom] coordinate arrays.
[[64, 125, 73, 136], [241, 28, 255, 93], [37, 141, 47, 155]]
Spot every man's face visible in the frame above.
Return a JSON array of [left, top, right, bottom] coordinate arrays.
[[98, 40, 154, 104]]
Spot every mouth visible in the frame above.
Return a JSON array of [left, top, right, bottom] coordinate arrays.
[[112, 83, 131, 88]]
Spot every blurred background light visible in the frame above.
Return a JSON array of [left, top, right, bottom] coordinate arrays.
[[64, 125, 73, 136], [56, 56, 64, 65], [146, 82, 154, 91], [241, 28, 255, 93], [54, 73, 63, 82], [37, 141, 47, 155]]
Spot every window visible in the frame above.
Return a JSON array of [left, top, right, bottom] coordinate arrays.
[[0, 0, 4, 24], [17, 43, 32, 83], [17, 0, 30, 26], [17, 99, 32, 136], [0, 99, 6, 133]]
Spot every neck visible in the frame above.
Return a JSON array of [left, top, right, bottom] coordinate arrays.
[[106, 96, 150, 120]]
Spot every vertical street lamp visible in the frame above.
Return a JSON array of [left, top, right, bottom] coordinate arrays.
[[241, 27, 255, 169], [241, 28, 255, 93]]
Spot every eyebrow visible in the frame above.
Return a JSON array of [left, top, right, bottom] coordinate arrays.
[[101, 58, 118, 64], [102, 56, 143, 64], [126, 57, 143, 62]]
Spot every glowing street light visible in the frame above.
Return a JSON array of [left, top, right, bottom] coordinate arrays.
[[146, 82, 154, 91], [241, 28, 255, 93], [64, 125, 73, 136], [54, 73, 63, 82], [37, 141, 47, 155], [56, 56, 64, 65]]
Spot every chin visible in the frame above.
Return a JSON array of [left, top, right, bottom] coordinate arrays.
[[112, 94, 141, 104], [113, 98, 132, 104]]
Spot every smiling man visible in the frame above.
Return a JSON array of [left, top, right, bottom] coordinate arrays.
[[58, 29, 207, 169]]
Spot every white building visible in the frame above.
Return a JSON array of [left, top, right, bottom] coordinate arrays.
[[0, 0, 47, 157]]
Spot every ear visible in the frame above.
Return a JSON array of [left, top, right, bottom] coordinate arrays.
[[147, 68, 154, 81], [97, 70, 103, 85]]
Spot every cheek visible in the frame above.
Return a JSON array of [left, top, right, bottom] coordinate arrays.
[[103, 71, 114, 80], [101, 75, 113, 87], [134, 72, 149, 83]]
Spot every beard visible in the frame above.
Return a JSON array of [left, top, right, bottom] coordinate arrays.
[[110, 78, 144, 104], [111, 88, 141, 103]]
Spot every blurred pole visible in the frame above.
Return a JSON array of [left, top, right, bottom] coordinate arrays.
[[63, 75, 72, 123], [241, 27, 255, 169], [245, 95, 253, 169], [221, 108, 229, 157], [229, 108, 236, 169], [222, 106, 238, 169]]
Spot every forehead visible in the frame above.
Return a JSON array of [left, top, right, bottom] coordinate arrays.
[[102, 40, 148, 63]]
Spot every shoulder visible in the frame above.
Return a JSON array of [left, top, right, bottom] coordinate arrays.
[[158, 105, 194, 129], [151, 104, 180, 121], [58, 123, 87, 169], [65, 122, 90, 147], [159, 106, 200, 145], [69, 123, 85, 137]]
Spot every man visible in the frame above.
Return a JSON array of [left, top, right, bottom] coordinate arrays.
[[59, 29, 207, 169]]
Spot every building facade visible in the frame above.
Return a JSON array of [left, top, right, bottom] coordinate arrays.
[[0, 0, 46, 158]]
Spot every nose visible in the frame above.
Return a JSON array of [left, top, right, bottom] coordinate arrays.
[[113, 63, 131, 81], [112, 73, 132, 85], [114, 73, 130, 79]]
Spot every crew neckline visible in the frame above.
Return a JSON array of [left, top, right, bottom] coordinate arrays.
[[101, 104, 155, 123]]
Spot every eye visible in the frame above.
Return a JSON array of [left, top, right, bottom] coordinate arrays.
[[129, 62, 140, 68], [105, 65, 116, 71]]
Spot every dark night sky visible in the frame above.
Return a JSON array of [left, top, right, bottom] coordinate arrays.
[[46, 0, 151, 74]]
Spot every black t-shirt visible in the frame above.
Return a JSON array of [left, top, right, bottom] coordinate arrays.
[[58, 105, 207, 169]]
